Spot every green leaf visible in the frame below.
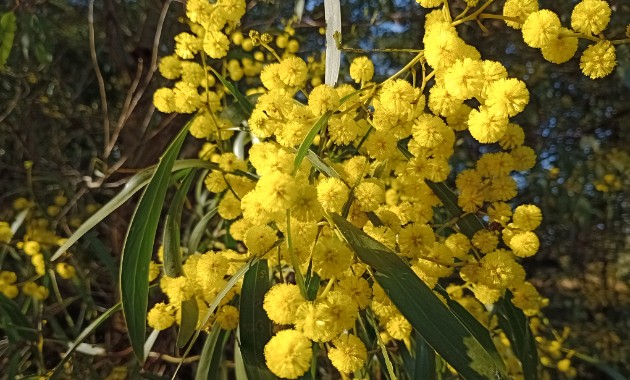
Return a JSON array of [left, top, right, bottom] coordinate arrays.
[[332, 214, 508, 380], [10, 208, 30, 234], [195, 324, 228, 380], [174, 258, 259, 378], [208, 329, 230, 379], [49, 303, 121, 379], [177, 299, 199, 348], [367, 313, 397, 380], [402, 333, 436, 380], [414, 334, 436, 380], [33, 42, 52, 65], [400, 142, 537, 378], [51, 159, 215, 262], [209, 66, 254, 116], [572, 351, 628, 380], [446, 297, 504, 368], [286, 211, 307, 298], [434, 285, 505, 371], [188, 207, 218, 254], [239, 259, 276, 379], [425, 181, 484, 238], [304, 150, 341, 178], [234, 337, 249, 380], [304, 271, 320, 301], [356, 311, 387, 378], [496, 293, 538, 380], [163, 169, 196, 277], [396, 143, 484, 238], [120, 122, 190, 362], [0, 12, 17, 67], [8, 350, 22, 380], [293, 111, 333, 175], [221, 94, 261, 128], [0, 293, 36, 342]]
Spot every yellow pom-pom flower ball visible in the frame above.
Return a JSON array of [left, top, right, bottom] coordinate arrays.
[[264, 329, 312, 379], [521, 10, 561, 48]]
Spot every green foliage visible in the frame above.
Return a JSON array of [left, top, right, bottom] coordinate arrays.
[[0, 293, 36, 342], [163, 169, 197, 277], [332, 214, 508, 380], [238, 259, 276, 380], [195, 324, 229, 380], [120, 121, 190, 361], [177, 299, 199, 348], [1, 0, 630, 378], [0, 11, 16, 68], [48, 303, 121, 379], [294, 111, 333, 175]]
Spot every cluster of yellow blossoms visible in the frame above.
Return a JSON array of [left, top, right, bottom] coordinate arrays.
[[144, 0, 630, 377], [590, 148, 629, 193], [0, 195, 80, 302], [505, 0, 620, 78]]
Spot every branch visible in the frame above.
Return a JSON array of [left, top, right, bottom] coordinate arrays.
[[88, 0, 111, 157]]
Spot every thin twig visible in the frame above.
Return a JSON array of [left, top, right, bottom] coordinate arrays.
[[104, 0, 172, 158], [0, 84, 22, 124], [104, 60, 145, 158], [88, 0, 111, 156]]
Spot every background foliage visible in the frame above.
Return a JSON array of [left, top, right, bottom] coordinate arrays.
[[1, 0, 629, 378]]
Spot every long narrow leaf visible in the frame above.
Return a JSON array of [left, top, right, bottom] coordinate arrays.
[[195, 324, 227, 380], [51, 159, 217, 261], [234, 335, 249, 380], [120, 122, 190, 362], [415, 335, 436, 380], [8, 351, 22, 380], [208, 329, 230, 379], [239, 259, 276, 379], [174, 258, 259, 379], [425, 181, 483, 238], [445, 296, 504, 369], [163, 169, 196, 277], [367, 313, 397, 380], [304, 271, 320, 301], [10, 208, 29, 234], [144, 329, 160, 363], [403, 333, 436, 380], [0, 12, 17, 67], [398, 143, 538, 377], [294, 111, 332, 175], [195, 324, 220, 380], [433, 284, 505, 371], [496, 293, 538, 380], [177, 299, 199, 348], [187, 208, 218, 254], [209, 66, 254, 116], [305, 150, 341, 178], [572, 352, 628, 380], [332, 214, 508, 380]]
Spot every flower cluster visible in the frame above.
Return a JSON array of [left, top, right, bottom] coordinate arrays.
[[144, 0, 627, 377], [504, 0, 619, 78], [0, 194, 81, 302], [147, 246, 245, 331]]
